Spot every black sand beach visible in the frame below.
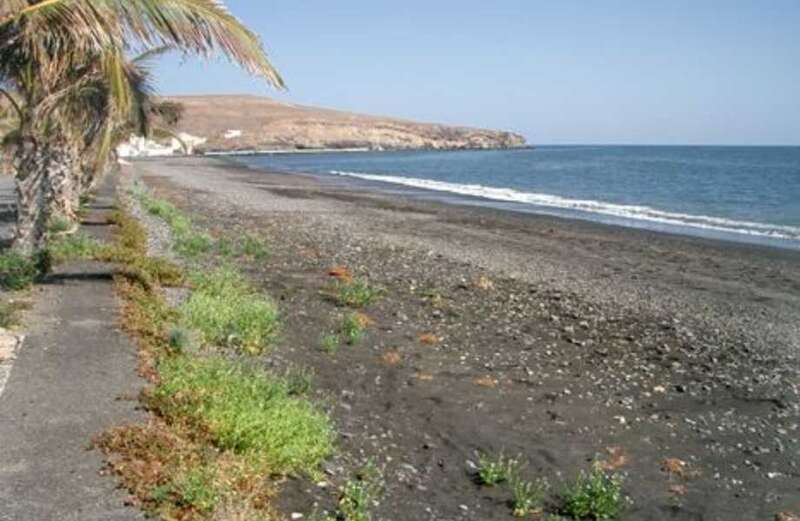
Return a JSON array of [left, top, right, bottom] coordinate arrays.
[[129, 156, 800, 521]]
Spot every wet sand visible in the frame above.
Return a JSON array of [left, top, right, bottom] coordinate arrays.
[[130, 156, 800, 521]]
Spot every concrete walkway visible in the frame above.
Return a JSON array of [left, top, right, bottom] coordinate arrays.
[[0, 175, 144, 520]]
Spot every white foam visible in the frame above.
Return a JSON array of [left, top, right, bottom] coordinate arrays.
[[330, 170, 800, 242]]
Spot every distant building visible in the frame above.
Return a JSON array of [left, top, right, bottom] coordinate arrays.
[[116, 133, 208, 157]]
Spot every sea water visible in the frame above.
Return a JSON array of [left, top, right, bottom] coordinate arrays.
[[237, 146, 800, 250]]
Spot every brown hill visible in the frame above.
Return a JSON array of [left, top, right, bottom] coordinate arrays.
[[164, 95, 526, 153]]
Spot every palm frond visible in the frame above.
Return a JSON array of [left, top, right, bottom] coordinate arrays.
[[3, 0, 285, 88]]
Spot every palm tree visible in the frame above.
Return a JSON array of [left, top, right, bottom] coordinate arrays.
[[0, 0, 284, 254], [69, 48, 188, 209]]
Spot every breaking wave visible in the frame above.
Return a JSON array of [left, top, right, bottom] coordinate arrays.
[[329, 170, 800, 242]]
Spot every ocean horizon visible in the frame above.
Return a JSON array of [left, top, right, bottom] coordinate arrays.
[[236, 145, 800, 250]]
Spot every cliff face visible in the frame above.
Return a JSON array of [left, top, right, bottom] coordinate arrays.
[[165, 95, 526, 152]]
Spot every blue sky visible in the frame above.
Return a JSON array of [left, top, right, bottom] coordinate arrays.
[[153, 1, 800, 145]]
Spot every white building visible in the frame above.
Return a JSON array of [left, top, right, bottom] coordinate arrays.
[[116, 133, 208, 158]]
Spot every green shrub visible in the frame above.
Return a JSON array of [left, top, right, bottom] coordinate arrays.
[[562, 466, 624, 520], [0, 251, 44, 290], [181, 268, 279, 354], [152, 356, 334, 475]]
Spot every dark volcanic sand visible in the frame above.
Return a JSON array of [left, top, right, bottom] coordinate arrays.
[[128, 157, 800, 521]]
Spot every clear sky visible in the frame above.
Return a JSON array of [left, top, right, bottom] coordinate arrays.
[[153, 1, 800, 145]]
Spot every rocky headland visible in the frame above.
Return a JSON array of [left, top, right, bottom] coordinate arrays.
[[164, 95, 527, 153]]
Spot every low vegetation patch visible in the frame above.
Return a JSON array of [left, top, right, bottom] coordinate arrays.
[[510, 475, 548, 518], [96, 421, 277, 520], [174, 230, 214, 259], [138, 191, 212, 259], [48, 232, 101, 264], [478, 453, 519, 486], [181, 267, 279, 354], [110, 208, 149, 254], [238, 233, 270, 260], [311, 463, 383, 521], [472, 453, 553, 518], [320, 333, 341, 354], [324, 278, 381, 308], [0, 250, 47, 290], [100, 199, 337, 520], [138, 190, 270, 263], [0, 299, 29, 329], [340, 312, 371, 345], [561, 465, 624, 520], [151, 355, 334, 475], [283, 365, 315, 396], [48, 215, 74, 234], [167, 326, 193, 353]]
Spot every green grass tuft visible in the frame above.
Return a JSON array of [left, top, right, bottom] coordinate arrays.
[[152, 356, 334, 475], [562, 465, 624, 520]]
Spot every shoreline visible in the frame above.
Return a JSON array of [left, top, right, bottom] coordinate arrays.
[[137, 156, 800, 339], [222, 152, 800, 252], [129, 156, 800, 520], [216, 154, 800, 258]]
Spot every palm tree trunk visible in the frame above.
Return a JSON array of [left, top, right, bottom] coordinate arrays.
[[47, 140, 81, 225], [13, 142, 51, 255]]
